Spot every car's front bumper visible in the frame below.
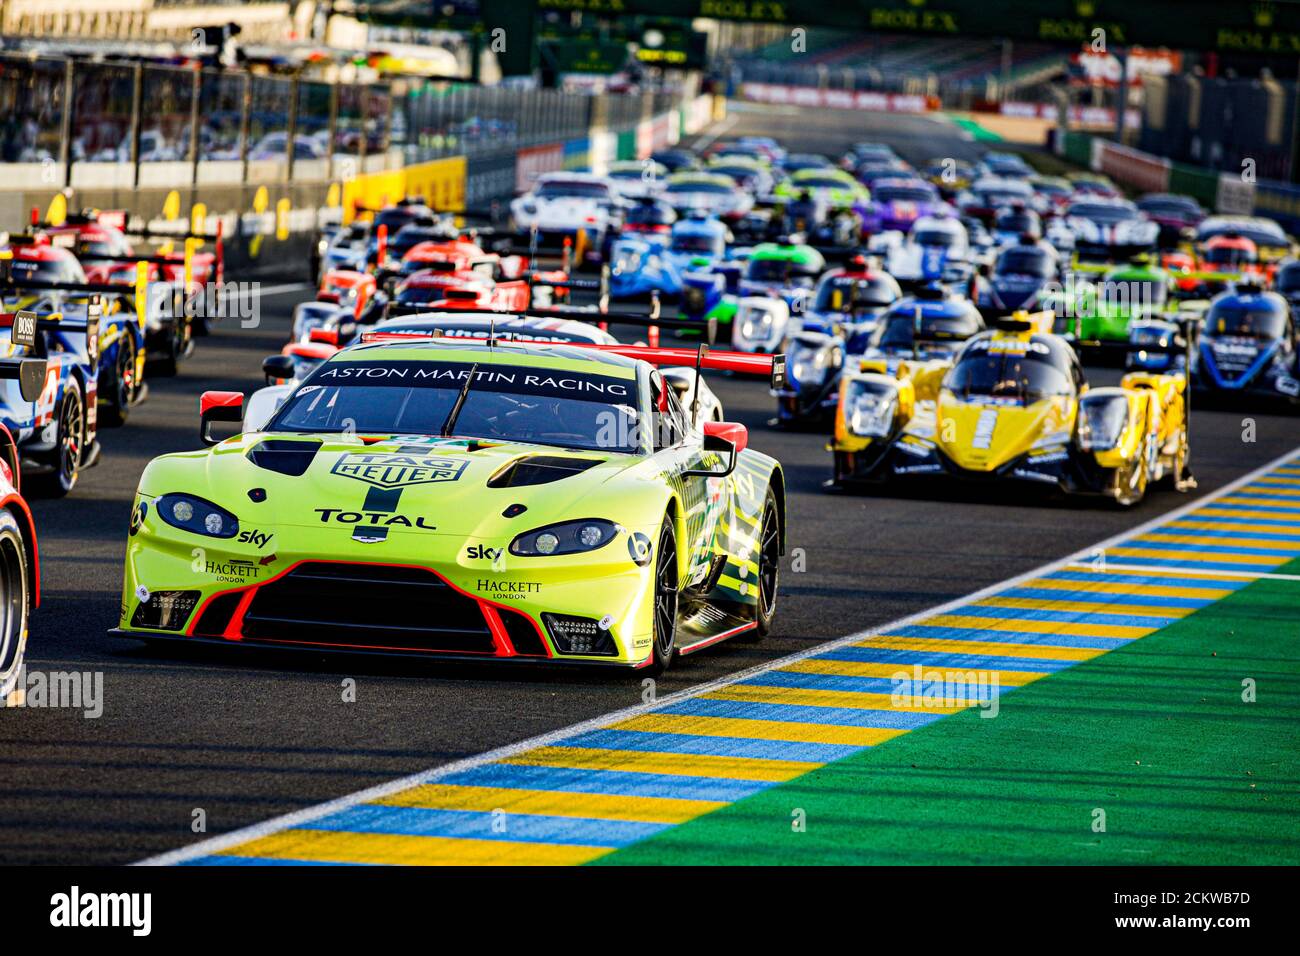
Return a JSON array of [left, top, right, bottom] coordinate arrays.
[[118, 522, 658, 666]]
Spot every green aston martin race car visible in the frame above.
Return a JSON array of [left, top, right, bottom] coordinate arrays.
[[113, 334, 787, 673]]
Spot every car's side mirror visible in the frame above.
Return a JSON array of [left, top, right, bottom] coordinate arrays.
[[685, 421, 748, 478], [262, 354, 295, 384], [200, 390, 244, 446]]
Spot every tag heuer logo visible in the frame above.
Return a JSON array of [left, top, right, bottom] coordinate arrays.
[[331, 453, 468, 489]]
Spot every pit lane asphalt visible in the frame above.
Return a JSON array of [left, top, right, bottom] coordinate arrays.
[[2, 105, 1296, 865]]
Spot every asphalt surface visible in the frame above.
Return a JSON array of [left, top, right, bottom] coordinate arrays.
[[2, 104, 1297, 865]]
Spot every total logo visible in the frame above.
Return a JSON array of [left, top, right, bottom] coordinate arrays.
[[237, 529, 274, 549], [315, 508, 437, 529]]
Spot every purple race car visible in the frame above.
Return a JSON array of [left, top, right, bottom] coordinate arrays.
[[858, 178, 952, 238]]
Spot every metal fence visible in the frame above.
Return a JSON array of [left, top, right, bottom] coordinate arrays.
[[0, 53, 671, 192]]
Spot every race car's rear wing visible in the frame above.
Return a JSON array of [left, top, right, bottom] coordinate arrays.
[[567, 341, 786, 392], [1, 254, 151, 331], [375, 304, 720, 347], [1, 299, 102, 364]]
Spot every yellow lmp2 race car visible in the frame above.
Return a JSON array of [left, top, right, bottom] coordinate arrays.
[[828, 310, 1195, 506]]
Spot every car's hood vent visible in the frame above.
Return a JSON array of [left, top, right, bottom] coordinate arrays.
[[247, 439, 322, 477], [487, 455, 602, 488]]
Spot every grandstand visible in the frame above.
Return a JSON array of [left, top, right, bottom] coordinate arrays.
[[730, 29, 1067, 103]]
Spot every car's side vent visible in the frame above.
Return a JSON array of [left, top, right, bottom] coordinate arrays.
[[486, 456, 602, 488], [247, 439, 322, 477]]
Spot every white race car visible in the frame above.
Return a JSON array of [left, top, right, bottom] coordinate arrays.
[[1052, 197, 1158, 259], [869, 216, 975, 286], [510, 173, 622, 264]]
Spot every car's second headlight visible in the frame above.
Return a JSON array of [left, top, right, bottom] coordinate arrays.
[[510, 519, 619, 557], [155, 493, 239, 539], [846, 383, 898, 437]]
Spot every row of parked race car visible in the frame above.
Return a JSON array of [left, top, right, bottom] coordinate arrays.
[[0, 208, 226, 698], [0, 209, 221, 496]]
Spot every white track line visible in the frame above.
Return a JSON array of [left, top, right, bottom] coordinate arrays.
[[139, 445, 1300, 866], [1065, 561, 1300, 583]]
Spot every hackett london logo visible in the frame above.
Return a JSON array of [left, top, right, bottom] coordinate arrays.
[[332, 453, 468, 489]]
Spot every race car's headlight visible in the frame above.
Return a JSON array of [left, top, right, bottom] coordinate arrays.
[[846, 381, 899, 438], [155, 493, 239, 539], [510, 519, 618, 557], [734, 300, 787, 349], [1076, 393, 1130, 452], [613, 249, 641, 275], [1129, 324, 1172, 348], [789, 341, 833, 386]]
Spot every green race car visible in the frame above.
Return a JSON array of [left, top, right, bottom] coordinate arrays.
[[1063, 260, 1175, 343], [113, 336, 787, 673], [774, 168, 870, 211]]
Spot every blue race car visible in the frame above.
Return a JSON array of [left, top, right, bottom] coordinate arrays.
[[1130, 287, 1299, 406], [610, 211, 731, 301], [1, 256, 103, 496], [774, 280, 981, 428], [975, 237, 1060, 318]]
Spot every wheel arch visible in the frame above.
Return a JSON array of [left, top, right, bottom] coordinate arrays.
[[767, 463, 788, 555], [0, 425, 39, 609]]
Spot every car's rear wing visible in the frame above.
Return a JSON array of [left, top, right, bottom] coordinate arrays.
[[375, 303, 719, 347], [1, 298, 102, 364], [567, 341, 786, 392]]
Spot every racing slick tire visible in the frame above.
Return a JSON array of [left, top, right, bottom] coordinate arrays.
[[0, 511, 30, 707], [646, 518, 679, 675], [742, 486, 781, 640], [155, 315, 192, 377], [32, 380, 85, 498], [1110, 439, 1151, 508], [99, 335, 138, 427]]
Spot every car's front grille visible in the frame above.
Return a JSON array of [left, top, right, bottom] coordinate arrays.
[[241, 562, 497, 654]]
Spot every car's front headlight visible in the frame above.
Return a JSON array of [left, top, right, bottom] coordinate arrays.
[[1076, 393, 1130, 452], [789, 341, 835, 386], [155, 493, 239, 538], [1129, 323, 1173, 348], [734, 300, 788, 349], [510, 519, 619, 557], [846, 381, 898, 437]]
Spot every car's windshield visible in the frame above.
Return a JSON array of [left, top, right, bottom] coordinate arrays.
[[997, 248, 1054, 277], [813, 277, 897, 311], [1098, 278, 1167, 311], [1205, 245, 1256, 266], [879, 309, 981, 349], [1069, 203, 1137, 223], [876, 186, 935, 203], [671, 234, 719, 254], [915, 229, 960, 247], [1205, 304, 1286, 340], [396, 284, 458, 304], [271, 358, 640, 453], [945, 339, 1073, 404], [668, 181, 731, 195], [10, 256, 86, 285], [1276, 265, 1300, 293], [747, 258, 811, 283], [536, 181, 610, 200], [996, 211, 1037, 232], [797, 177, 850, 190]]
